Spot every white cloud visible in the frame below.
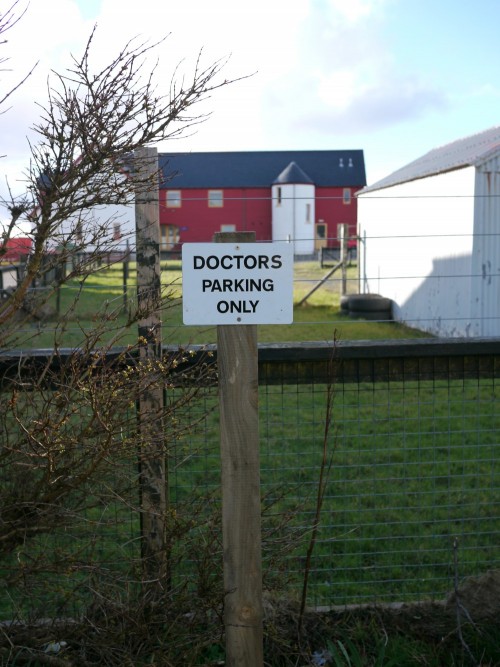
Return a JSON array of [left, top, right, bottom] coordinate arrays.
[[316, 70, 364, 110], [2, 0, 389, 163], [295, 75, 448, 135], [1, 1, 96, 187], [254, 0, 450, 141], [0, 0, 453, 191], [327, 0, 386, 24]]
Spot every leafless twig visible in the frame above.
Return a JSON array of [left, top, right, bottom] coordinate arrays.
[[298, 333, 338, 636]]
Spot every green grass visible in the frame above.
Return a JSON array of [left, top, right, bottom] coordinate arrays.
[[10, 260, 427, 349], [170, 376, 500, 606], [5, 261, 496, 611], [5, 373, 496, 617], [3, 260, 498, 665]]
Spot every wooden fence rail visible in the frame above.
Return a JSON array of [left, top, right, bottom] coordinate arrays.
[[2, 338, 500, 387]]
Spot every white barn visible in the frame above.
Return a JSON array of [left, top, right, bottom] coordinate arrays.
[[357, 126, 500, 337]]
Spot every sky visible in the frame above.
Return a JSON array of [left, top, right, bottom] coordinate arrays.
[[2, 0, 500, 203]]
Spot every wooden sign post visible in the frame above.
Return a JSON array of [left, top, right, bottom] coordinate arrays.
[[182, 231, 293, 666], [218, 315, 263, 664], [215, 231, 263, 666]]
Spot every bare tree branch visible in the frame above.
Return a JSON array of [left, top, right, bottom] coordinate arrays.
[[0, 1, 37, 115], [0, 23, 247, 333]]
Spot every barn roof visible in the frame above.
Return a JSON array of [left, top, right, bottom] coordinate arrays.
[[359, 125, 500, 194], [159, 150, 366, 189]]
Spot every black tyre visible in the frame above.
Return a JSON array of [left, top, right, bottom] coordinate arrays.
[[340, 295, 350, 312], [347, 293, 392, 313]]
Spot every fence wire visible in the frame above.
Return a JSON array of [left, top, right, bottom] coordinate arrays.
[[0, 344, 499, 620], [170, 352, 500, 607]]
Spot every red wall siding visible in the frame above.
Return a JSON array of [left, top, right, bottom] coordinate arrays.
[[315, 187, 358, 245], [160, 187, 271, 243], [160, 185, 359, 246], [1, 237, 32, 261]]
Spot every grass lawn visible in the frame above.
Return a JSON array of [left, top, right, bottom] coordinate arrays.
[[2, 263, 499, 664], [170, 375, 500, 607], [12, 260, 427, 349], [4, 373, 496, 618]]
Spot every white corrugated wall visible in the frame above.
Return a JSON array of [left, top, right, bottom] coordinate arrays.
[[357, 167, 476, 336], [470, 155, 500, 336]]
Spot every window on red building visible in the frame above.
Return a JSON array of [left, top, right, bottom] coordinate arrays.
[[343, 188, 351, 205], [166, 190, 181, 207], [208, 190, 223, 207]]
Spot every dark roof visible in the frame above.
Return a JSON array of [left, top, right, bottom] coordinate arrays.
[[159, 150, 366, 189], [273, 161, 314, 185], [359, 125, 500, 194]]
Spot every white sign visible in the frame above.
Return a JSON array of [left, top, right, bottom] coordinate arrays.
[[182, 242, 294, 325]]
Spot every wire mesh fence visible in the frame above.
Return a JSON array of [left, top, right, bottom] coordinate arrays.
[[2, 341, 500, 618], [0, 340, 499, 622], [2, 222, 500, 622], [170, 339, 500, 607]]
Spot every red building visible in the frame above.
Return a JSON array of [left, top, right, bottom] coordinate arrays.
[[159, 150, 366, 255], [0, 237, 32, 261]]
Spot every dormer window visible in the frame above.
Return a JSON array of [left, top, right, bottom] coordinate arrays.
[[339, 158, 344, 168], [348, 158, 353, 168]]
